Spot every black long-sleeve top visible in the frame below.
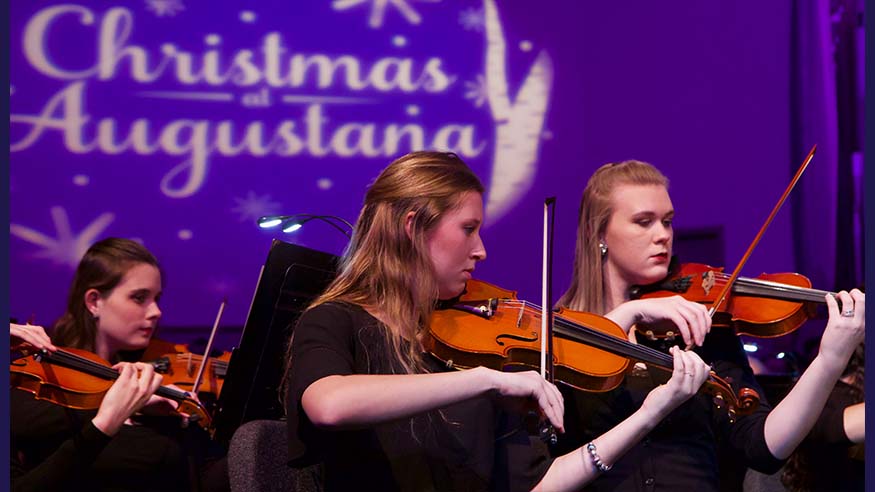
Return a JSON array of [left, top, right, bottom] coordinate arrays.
[[286, 301, 554, 492], [11, 386, 228, 492], [11, 387, 194, 492], [789, 380, 863, 491]]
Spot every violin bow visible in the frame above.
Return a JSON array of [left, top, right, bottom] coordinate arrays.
[[707, 145, 817, 319], [191, 298, 227, 396], [540, 197, 558, 445]]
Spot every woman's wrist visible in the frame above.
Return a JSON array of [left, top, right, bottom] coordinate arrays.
[[810, 353, 849, 381], [632, 400, 665, 429], [605, 301, 637, 333], [472, 366, 498, 394], [91, 414, 121, 437]]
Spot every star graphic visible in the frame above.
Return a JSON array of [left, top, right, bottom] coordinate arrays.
[[10, 207, 115, 268], [231, 191, 282, 223], [331, 0, 440, 29], [145, 0, 185, 17], [464, 74, 488, 108]]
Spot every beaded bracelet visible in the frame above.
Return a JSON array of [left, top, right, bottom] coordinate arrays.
[[584, 442, 612, 473]]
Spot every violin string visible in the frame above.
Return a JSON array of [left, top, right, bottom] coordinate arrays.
[[714, 274, 831, 299], [174, 353, 229, 370], [544, 314, 721, 385], [732, 280, 831, 303], [49, 350, 120, 380], [710, 273, 833, 302], [552, 316, 673, 367], [499, 300, 674, 368], [45, 350, 189, 402], [479, 300, 722, 391]]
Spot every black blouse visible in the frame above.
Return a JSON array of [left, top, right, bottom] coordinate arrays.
[[11, 388, 193, 492], [790, 380, 863, 492], [286, 302, 553, 492]]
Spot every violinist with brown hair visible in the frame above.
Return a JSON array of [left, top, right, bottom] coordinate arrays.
[[10, 238, 229, 492], [775, 341, 865, 492], [553, 160, 865, 491], [285, 151, 714, 492]]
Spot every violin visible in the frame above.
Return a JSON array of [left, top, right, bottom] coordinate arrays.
[[629, 146, 838, 340], [10, 346, 212, 430], [630, 258, 836, 339], [427, 279, 759, 421], [140, 299, 231, 403], [141, 339, 230, 400]]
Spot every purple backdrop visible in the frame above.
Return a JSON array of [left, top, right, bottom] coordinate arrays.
[[12, 1, 813, 360]]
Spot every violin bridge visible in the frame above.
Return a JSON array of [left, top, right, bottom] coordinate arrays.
[[516, 304, 524, 328]]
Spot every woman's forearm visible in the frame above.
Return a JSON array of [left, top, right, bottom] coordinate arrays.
[[535, 404, 659, 491], [301, 367, 495, 428], [843, 402, 865, 443], [764, 355, 846, 458]]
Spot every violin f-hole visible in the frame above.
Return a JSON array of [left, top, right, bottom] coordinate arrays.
[[495, 332, 539, 346]]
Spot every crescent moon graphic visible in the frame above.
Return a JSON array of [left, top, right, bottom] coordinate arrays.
[[482, 0, 554, 222]]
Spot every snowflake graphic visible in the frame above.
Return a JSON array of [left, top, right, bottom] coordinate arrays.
[[145, 0, 185, 17], [332, 0, 440, 29], [458, 7, 485, 32], [231, 191, 281, 223], [10, 207, 115, 268], [464, 74, 488, 107]]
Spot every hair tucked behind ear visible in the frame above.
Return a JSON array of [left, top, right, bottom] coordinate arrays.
[[52, 238, 160, 352], [557, 160, 668, 314]]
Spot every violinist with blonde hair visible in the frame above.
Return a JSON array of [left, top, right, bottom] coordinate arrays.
[[285, 151, 715, 491], [553, 160, 865, 491]]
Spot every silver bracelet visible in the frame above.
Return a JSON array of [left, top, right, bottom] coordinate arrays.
[[584, 441, 612, 473]]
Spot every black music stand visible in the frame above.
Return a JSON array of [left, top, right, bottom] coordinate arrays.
[[212, 240, 339, 446]]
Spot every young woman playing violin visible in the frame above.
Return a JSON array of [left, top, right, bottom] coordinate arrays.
[[285, 151, 714, 492], [553, 160, 865, 491], [10, 238, 228, 492]]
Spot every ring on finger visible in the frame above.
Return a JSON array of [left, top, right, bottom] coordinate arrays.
[[841, 309, 855, 317]]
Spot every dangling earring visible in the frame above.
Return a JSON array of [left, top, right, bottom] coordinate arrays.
[[598, 242, 608, 257]]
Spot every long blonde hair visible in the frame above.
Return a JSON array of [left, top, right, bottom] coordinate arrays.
[[557, 160, 668, 314], [308, 151, 484, 374]]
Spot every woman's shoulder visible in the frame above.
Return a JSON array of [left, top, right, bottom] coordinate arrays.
[[294, 300, 382, 344], [300, 300, 374, 326], [307, 300, 363, 315]]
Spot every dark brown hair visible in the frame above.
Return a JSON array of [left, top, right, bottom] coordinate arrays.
[[52, 238, 160, 353]]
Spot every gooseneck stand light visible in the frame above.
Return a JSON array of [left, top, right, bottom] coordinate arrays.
[[257, 214, 353, 240]]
